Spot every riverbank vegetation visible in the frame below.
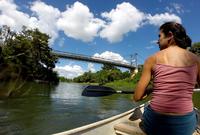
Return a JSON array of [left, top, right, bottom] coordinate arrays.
[[193, 91, 200, 109], [73, 64, 131, 85], [0, 25, 59, 83], [0, 25, 59, 97]]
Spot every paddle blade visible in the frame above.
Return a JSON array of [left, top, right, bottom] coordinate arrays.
[[82, 90, 114, 97], [82, 85, 115, 97]]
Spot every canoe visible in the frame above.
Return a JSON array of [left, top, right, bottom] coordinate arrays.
[[53, 102, 200, 135]]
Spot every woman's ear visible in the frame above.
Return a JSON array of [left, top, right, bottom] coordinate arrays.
[[167, 31, 175, 45], [167, 31, 174, 39]]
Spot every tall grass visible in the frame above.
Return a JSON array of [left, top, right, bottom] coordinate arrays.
[[105, 78, 136, 91], [193, 91, 200, 109]]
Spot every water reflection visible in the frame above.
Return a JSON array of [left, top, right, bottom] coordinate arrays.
[[0, 82, 135, 135], [51, 83, 83, 100]]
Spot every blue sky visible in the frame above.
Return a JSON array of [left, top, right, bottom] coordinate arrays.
[[0, 0, 199, 78]]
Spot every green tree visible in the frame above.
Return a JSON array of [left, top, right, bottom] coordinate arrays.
[[0, 25, 58, 83], [73, 63, 132, 85], [102, 64, 116, 70], [190, 42, 200, 56], [96, 70, 108, 85], [190, 42, 200, 88], [121, 71, 130, 79]]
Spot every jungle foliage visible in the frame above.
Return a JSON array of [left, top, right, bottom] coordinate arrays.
[[73, 64, 131, 85], [0, 25, 59, 84], [190, 42, 200, 56]]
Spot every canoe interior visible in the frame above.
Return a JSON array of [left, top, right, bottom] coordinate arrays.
[[53, 103, 200, 135]]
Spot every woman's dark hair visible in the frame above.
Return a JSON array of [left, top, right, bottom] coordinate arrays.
[[159, 22, 191, 49]]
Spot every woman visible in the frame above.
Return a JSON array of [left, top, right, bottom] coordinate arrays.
[[133, 22, 200, 135]]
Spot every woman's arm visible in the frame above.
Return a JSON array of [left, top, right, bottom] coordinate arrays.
[[133, 56, 154, 101], [197, 57, 200, 86]]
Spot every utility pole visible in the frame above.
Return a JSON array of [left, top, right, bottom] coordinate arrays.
[[130, 53, 138, 78], [134, 53, 138, 68], [130, 54, 133, 66], [130, 53, 137, 67]]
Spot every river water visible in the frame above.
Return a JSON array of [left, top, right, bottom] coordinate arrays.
[[0, 82, 137, 135]]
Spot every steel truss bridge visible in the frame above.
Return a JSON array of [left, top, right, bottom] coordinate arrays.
[[52, 50, 136, 70]]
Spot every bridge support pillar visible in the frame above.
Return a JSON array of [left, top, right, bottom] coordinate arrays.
[[130, 68, 138, 79]]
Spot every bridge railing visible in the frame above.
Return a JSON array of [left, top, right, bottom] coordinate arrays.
[[52, 50, 136, 69]]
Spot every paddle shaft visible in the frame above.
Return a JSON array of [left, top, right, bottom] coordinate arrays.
[[115, 90, 134, 94], [85, 89, 133, 94], [82, 85, 200, 97]]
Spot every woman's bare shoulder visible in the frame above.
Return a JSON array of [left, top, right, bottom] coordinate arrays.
[[151, 50, 166, 64], [154, 49, 167, 58], [152, 51, 162, 58], [145, 54, 156, 67]]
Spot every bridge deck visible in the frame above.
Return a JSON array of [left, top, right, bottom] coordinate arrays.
[[52, 51, 136, 69]]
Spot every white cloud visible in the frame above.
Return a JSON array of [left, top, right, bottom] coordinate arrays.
[[0, 0, 60, 44], [146, 12, 181, 26], [93, 51, 129, 64], [99, 2, 181, 43], [146, 40, 157, 49], [150, 40, 158, 44], [54, 65, 84, 79], [0, 14, 15, 27], [165, 3, 185, 14], [165, 6, 174, 13], [0, 0, 31, 31], [146, 45, 156, 49], [30, 1, 61, 44], [173, 3, 185, 14], [0, 1, 182, 44], [88, 63, 96, 72], [99, 2, 145, 43], [57, 1, 104, 42]]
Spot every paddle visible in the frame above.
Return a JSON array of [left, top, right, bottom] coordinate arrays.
[[82, 85, 133, 97]]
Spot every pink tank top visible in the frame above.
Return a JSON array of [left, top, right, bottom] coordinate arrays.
[[150, 64, 198, 114]]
